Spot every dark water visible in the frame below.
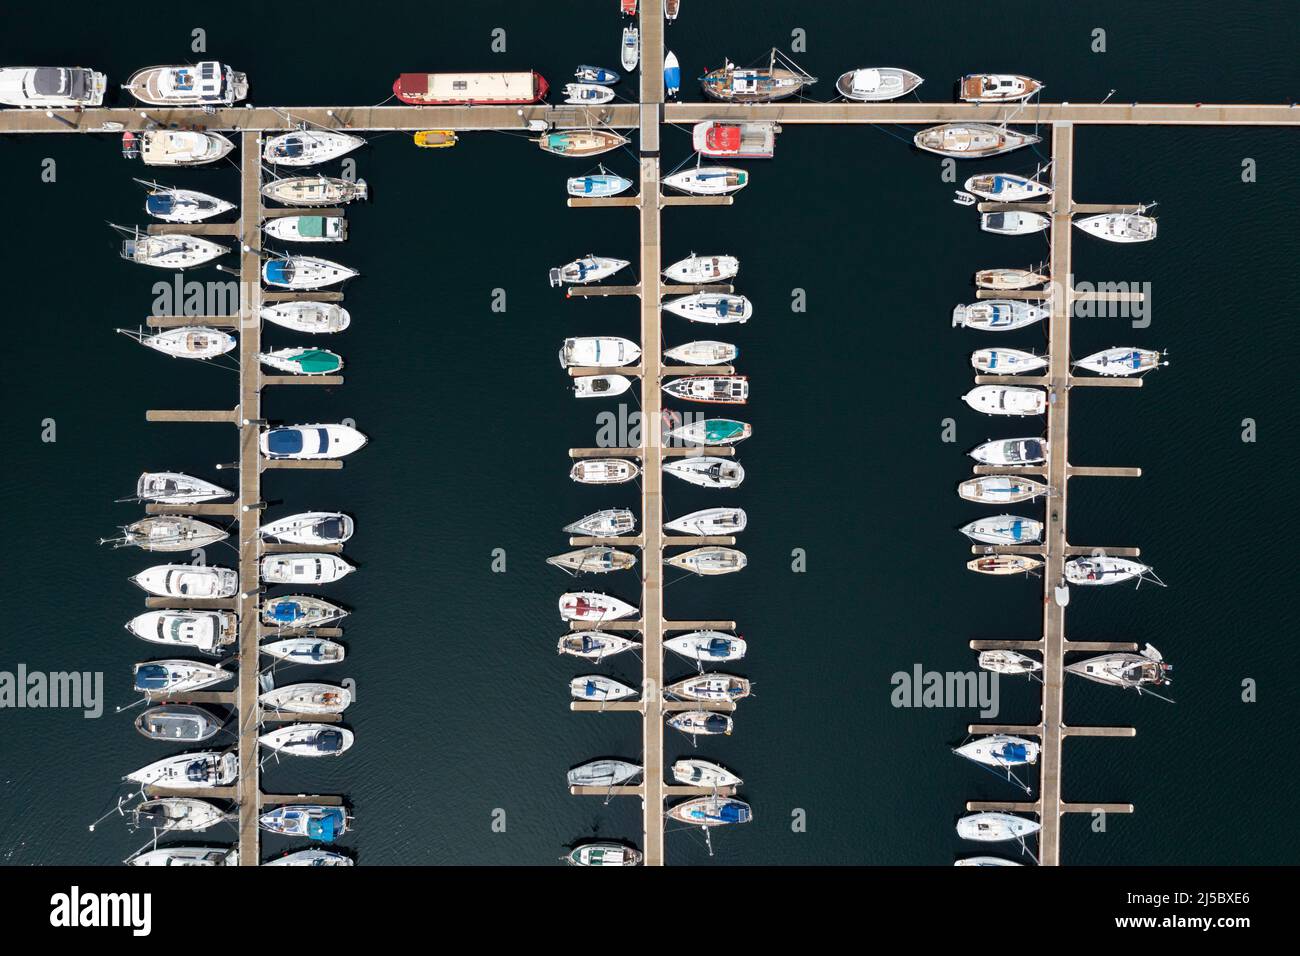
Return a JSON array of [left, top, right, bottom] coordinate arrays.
[[1, 2, 1298, 865]]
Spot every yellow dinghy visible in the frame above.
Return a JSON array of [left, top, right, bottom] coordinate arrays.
[[413, 129, 458, 148]]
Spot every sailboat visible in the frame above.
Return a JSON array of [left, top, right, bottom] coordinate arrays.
[[259, 683, 352, 715], [672, 759, 743, 788], [1064, 556, 1159, 587], [975, 268, 1049, 290], [666, 546, 747, 575], [258, 724, 354, 758], [263, 129, 364, 166], [259, 348, 343, 376], [914, 124, 1040, 159], [1066, 644, 1173, 694], [663, 293, 752, 324], [261, 512, 354, 546], [557, 631, 640, 659], [536, 128, 629, 158], [135, 471, 231, 503], [563, 509, 636, 537], [970, 347, 1048, 375], [952, 300, 1049, 331], [664, 507, 747, 535], [567, 843, 642, 866], [964, 173, 1051, 202], [260, 595, 348, 629], [261, 637, 346, 665], [131, 798, 227, 833], [546, 546, 637, 574], [117, 325, 235, 360], [549, 254, 629, 286], [132, 660, 230, 695], [978, 649, 1042, 676], [137, 180, 234, 223], [957, 475, 1048, 504], [570, 675, 637, 702], [260, 301, 351, 334], [956, 812, 1041, 841], [663, 456, 745, 488], [666, 418, 751, 446], [567, 759, 641, 787], [664, 253, 739, 283], [661, 165, 748, 195], [567, 167, 633, 197], [967, 555, 1042, 576], [700, 49, 816, 103], [960, 514, 1043, 545], [101, 515, 229, 552], [665, 674, 750, 702], [262, 255, 357, 290], [261, 175, 369, 206], [668, 711, 734, 737], [662, 375, 748, 404], [665, 631, 746, 662], [1074, 347, 1166, 376], [1075, 212, 1157, 243], [117, 228, 227, 269], [665, 341, 739, 365], [955, 734, 1040, 767], [667, 797, 752, 827], [558, 591, 638, 622], [569, 458, 640, 484]]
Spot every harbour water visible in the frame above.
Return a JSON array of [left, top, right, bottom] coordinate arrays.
[[1, 2, 1297, 865]]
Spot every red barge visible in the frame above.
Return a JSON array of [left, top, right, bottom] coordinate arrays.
[[393, 71, 548, 105]]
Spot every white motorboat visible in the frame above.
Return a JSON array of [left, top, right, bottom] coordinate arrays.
[[563, 509, 636, 537], [259, 723, 354, 757], [672, 759, 743, 788], [971, 347, 1048, 375], [957, 475, 1048, 504], [260, 301, 351, 334], [1074, 347, 1166, 376], [0, 66, 106, 107], [955, 734, 1040, 767], [574, 374, 633, 398], [1075, 212, 1157, 243], [129, 847, 237, 867], [103, 515, 229, 552], [975, 268, 1049, 290], [664, 253, 739, 283], [558, 592, 637, 622], [666, 673, 751, 702], [133, 659, 231, 695], [914, 124, 1040, 158], [663, 375, 748, 404], [263, 255, 357, 289], [131, 797, 227, 833], [622, 27, 641, 72], [570, 675, 638, 702], [960, 514, 1043, 545], [559, 336, 641, 368], [261, 595, 348, 629], [118, 326, 235, 360], [1064, 556, 1156, 586], [958, 74, 1043, 103], [264, 849, 352, 867], [127, 609, 237, 654], [263, 215, 348, 243], [259, 683, 352, 715], [978, 649, 1042, 675], [666, 546, 747, 575], [119, 231, 227, 269], [122, 129, 235, 166], [952, 300, 1048, 331], [666, 418, 751, 446], [259, 347, 343, 376], [963, 385, 1047, 416], [136, 471, 231, 503], [123, 62, 248, 105], [667, 710, 733, 736], [1066, 644, 1173, 693], [664, 340, 739, 365], [664, 293, 751, 324], [261, 553, 355, 585], [664, 631, 746, 662], [263, 130, 364, 166], [956, 812, 1041, 842], [547, 546, 637, 574], [835, 67, 923, 101], [557, 631, 640, 659], [139, 181, 235, 223], [262, 175, 369, 207], [567, 759, 641, 787], [981, 211, 1050, 235], [261, 637, 346, 665], [131, 564, 238, 599], [260, 424, 368, 460], [127, 750, 238, 788], [661, 166, 749, 195], [562, 82, 615, 105], [664, 507, 747, 536], [261, 512, 354, 546], [964, 173, 1051, 202], [566, 843, 642, 867], [549, 254, 629, 286], [663, 456, 745, 488], [570, 458, 640, 484], [969, 437, 1047, 466]]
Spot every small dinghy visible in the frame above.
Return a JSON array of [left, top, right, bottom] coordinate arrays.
[[971, 348, 1048, 375], [127, 609, 237, 654], [570, 675, 637, 702], [562, 82, 615, 105], [263, 130, 364, 166], [259, 683, 352, 715], [132, 797, 227, 833], [550, 254, 629, 286], [664, 253, 739, 284], [136, 471, 231, 504], [122, 129, 234, 166], [836, 67, 923, 101], [981, 210, 1050, 235], [127, 750, 238, 788], [969, 437, 1047, 466], [261, 637, 347, 665], [263, 255, 357, 290], [260, 301, 351, 334], [259, 723, 354, 758], [568, 759, 641, 787], [666, 673, 751, 702], [123, 61, 247, 105], [131, 564, 237, 599], [914, 124, 1040, 159], [665, 0, 680, 21], [662, 166, 748, 195], [668, 710, 733, 737], [563, 509, 636, 537], [975, 268, 1049, 290], [960, 514, 1043, 545], [559, 592, 637, 622], [1066, 643, 1173, 693], [1075, 212, 1157, 243], [965, 173, 1051, 202], [133, 660, 230, 695], [666, 418, 751, 446], [963, 385, 1047, 416], [667, 797, 752, 827], [134, 704, 223, 742], [119, 231, 227, 269], [260, 423, 368, 460], [957, 812, 1041, 842], [574, 373, 633, 398], [557, 631, 640, 660], [102, 515, 229, 552], [957, 475, 1048, 504], [261, 512, 354, 546], [536, 128, 629, 157], [955, 734, 1040, 767], [959, 74, 1043, 103], [979, 649, 1042, 675], [663, 456, 745, 488], [672, 759, 742, 789], [664, 507, 747, 536], [663, 375, 748, 404], [413, 129, 458, 148], [129, 847, 236, 866], [667, 546, 747, 576], [261, 595, 348, 629], [261, 175, 369, 207], [547, 546, 637, 574], [567, 842, 642, 866], [967, 555, 1042, 576], [664, 50, 681, 98], [263, 215, 347, 243], [953, 300, 1049, 331], [622, 27, 641, 72], [665, 293, 751, 324], [139, 181, 234, 223], [567, 168, 633, 197], [1064, 556, 1157, 587], [575, 65, 620, 84], [665, 631, 746, 662], [260, 805, 350, 841], [261, 553, 355, 585], [1074, 347, 1166, 376], [118, 326, 235, 360], [665, 340, 739, 365], [265, 849, 352, 866], [570, 458, 640, 484], [559, 335, 641, 368]]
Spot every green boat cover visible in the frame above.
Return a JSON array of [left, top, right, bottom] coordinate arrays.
[[298, 216, 326, 238], [291, 349, 341, 373]]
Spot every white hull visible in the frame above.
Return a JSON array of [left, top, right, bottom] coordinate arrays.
[[622, 28, 640, 72], [665, 631, 746, 662], [562, 83, 615, 105], [143, 186, 234, 223], [570, 675, 637, 701], [663, 293, 752, 324], [261, 637, 346, 665], [259, 723, 355, 757], [1064, 556, 1151, 586], [261, 512, 354, 546], [1074, 347, 1164, 376], [123, 234, 228, 269], [134, 660, 231, 694], [563, 509, 636, 537], [265, 850, 351, 866], [978, 650, 1042, 675], [664, 507, 747, 535], [914, 124, 1040, 158], [1075, 213, 1157, 243], [261, 176, 369, 207], [960, 514, 1043, 545], [570, 458, 640, 484], [664, 254, 739, 283], [557, 631, 640, 659], [957, 812, 1041, 842], [124, 62, 247, 106], [957, 475, 1048, 504], [666, 546, 747, 575], [559, 336, 641, 368], [664, 340, 738, 365], [263, 130, 364, 166], [127, 610, 236, 654], [129, 847, 237, 867], [260, 424, 368, 460], [971, 348, 1048, 375], [128, 751, 238, 788], [131, 130, 234, 166], [124, 326, 235, 360], [261, 553, 355, 585], [0, 66, 106, 107], [131, 564, 238, 599], [574, 374, 633, 398], [661, 166, 748, 195], [263, 215, 347, 243], [963, 385, 1046, 416], [261, 595, 348, 628], [137, 471, 231, 503], [263, 256, 357, 289], [953, 300, 1049, 331], [980, 211, 1050, 235], [551, 255, 629, 286], [672, 759, 742, 788], [955, 734, 1040, 767], [663, 456, 745, 488], [558, 591, 637, 622], [260, 301, 351, 334], [964, 173, 1051, 202], [259, 682, 352, 715], [969, 437, 1047, 466], [836, 67, 923, 101], [975, 268, 1048, 290]]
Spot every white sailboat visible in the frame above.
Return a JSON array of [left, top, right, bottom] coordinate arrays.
[[1073, 347, 1166, 376], [664, 340, 739, 365], [664, 507, 747, 535], [960, 514, 1043, 545], [117, 326, 235, 360], [663, 456, 745, 488], [139, 180, 234, 222], [664, 293, 751, 324], [1075, 212, 1157, 243], [664, 253, 739, 283], [661, 166, 749, 195], [970, 347, 1048, 375], [952, 300, 1049, 331], [260, 301, 351, 334], [263, 129, 364, 166]]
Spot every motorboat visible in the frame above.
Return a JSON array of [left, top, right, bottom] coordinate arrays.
[[135, 471, 231, 504], [663, 293, 751, 324], [978, 649, 1042, 675], [955, 857, 1022, 867], [131, 797, 226, 833], [263, 130, 364, 166], [967, 555, 1043, 575], [700, 49, 816, 103], [666, 546, 747, 575], [1064, 556, 1155, 586], [133, 558, 230, 593], [1075, 212, 1157, 243], [559, 336, 641, 368], [567, 170, 632, 197], [264, 849, 352, 866], [672, 759, 742, 788], [975, 268, 1049, 290], [563, 509, 636, 537], [262, 175, 369, 206], [556, 631, 640, 659], [262, 637, 346, 665], [133, 660, 230, 695], [963, 385, 1047, 416], [558, 592, 637, 622], [567, 843, 642, 866], [134, 704, 223, 742], [664, 507, 747, 535], [960, 514, 1043, 545], [664, 253, 739, 283], [549, 254, 629, 286], [969, 437, 1047, 465], [139, 181, 234, 223], [913, 124, 1040, 158], [622, 27, 641, 72], [260, 805, 350, 842], [119, 231, 227, 269], [1066, 644, 1172, 692], [126, 750, 238, 788], [123, 62, 247, 105], [956, 812, 1041, 841], [413, 129, 458, 148], [570, 458, 640, 484], [955, 734, 1040, 767], [128, 847, 236, 867], [965, 173, 1051, 202], [259, 347, 343, 376], [263, 215, 347, 243], [0, 66, 106, 107], [574, 374, 633, 398], [1074, 347, 1166, 376], [260, 424, 368, 460], [262, 255, 357, 289], [567, 759, 641, 787], [569, 675, 637, 702], [970, 348, 1048, 375], [692, 120, 777, 159], [666, 673, 751, 702], [958, 74, 1043, 103], [126, 609, 237, 654], [665, 0, 680, 19], [102, 515, 229, 552], [575, 65, 620, 84], [664, 50, 681, 98], [981, 210, 1050, 235], [261, 512, 354, 546], [121, 130, 234, 166], [258, 723, 354, 757], [261, 553, 355, 585], [259, 683, 352, 715], [260, 301, 351, 334], [667, 797, 752, 827], [665, 631, 746, 662], [562, 82, 614, 105], [666, 418, 751, 446], [662, 166, 748, 195], [665, 340, 739, 365], [260, 595, 348, 629], [535, 128, 629, 157], [953, 300, 1048, 331], [957, 475, 1048, 504], [117, 326, 235, 360], [668, 711, 734, 736], [547, 546, 637, 574], [662, 375, 748, 403], [836, 67, 923, 101], [663, 456, 745, 488]]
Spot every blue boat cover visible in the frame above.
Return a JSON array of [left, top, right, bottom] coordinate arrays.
[[278, 138, 305, 157], [705, 638, 731, 656], [1000, 743, 1028, 762], [267, 429, 304, 455], [307, 812, 338, 842], [584, 679, 598, 697], [146, 194, 175, 215], [316, 730, 343, 752], [264, 260, 292, 284], [1010, 519, 1024, 540], [269, 600, 302, 622], [134, 665, 169, 690]]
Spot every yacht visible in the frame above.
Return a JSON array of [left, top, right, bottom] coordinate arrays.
[[666, 418, 751, 446], [666, 673, 751, 702], [667, 797, 752, 827], [981, 211, 1050, 235], [136, 471, 231, 504], [570, 675, 637, 702], [971, 347, 1048, 375], [967, 555, 1043, 575], [567, 759, 641, 787], [570, 458, 640, 484], [622, 27, 641, 72], [1075, 212, 1157, 243], [574, 374, 632, 398], [956, 812, 1041, 841], [978, 649, 1042, 675], [126, 751, 238, 788], [549, 254, 629, 286], [663, 456, 745, 488], [259, 683, 352, 715], [665, 341, 739, 365], [123, 62, 248, 105], [668, 711, 734, 736], [261, 175, 369, 206], [558, 592, 638, 622], [265, 849, 352, 866], [0, 66, 106, 107], [258, 724, 354, 758], [535, 128, 629, 157], [559, 336, 641, 368], [139, 181, 235, 223], [1074, 347, 1166, 376], [261, 637, 346, 665], [663, 293, 752, 324], [131, 797, 226, 833], [261, 301, 351, 334], [562, 82, 615, 105], [261, 512, 354, 546], [567, 170, 633, 197], [953, 300, 1049, 331], [261, 553, 355, 585], [1064, 556, 1154, 586], [121, 129, 234, 166], [119, 231, 227, 269], [102, 515, 229, 552], [262, 255, 357, 290], [260, 805, 350, 841], [547, 546, 637, 574], [665, 631, 746, 662], [672, 759, 743, 788], [692, 121, 778, 159], [259, 347, 343, 376], [663, 375, 748, 404], [836, 67, 923, 101], [126, 609, 237, 654], [914, 124, 1040, 158], [964, 173, 1051, 202], [664, 507, 747, 536], [133, 660, 230, 695], [661, 166, 748, 195], [260, 424, 368, 460], [969, 437, 1047, 466], [664, 253, 739, 283], [958, 74, 1043, 103], [666, 547, 747, 575], [959, 515, 1043, 545], [1066, 644, 1172, 692], [955, 734, 1040, 767], [117, 326, 235, 360], [962, 385, 1047, 416], [700, 49, 816, 103], [957, 475, 1048, 504], [263, 215, 347, 243], [134, 704, 223, 742], [261, 595, 348, 629], [563, 509, 636, 537], [129, 847, 237, 867], [557, 631, 640, 659], [566, 843, 642, 866], [975, 268, 1049, 290], [263, 130, 364, 166]]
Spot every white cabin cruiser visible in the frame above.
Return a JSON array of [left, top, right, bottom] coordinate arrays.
[[664, 293, 752, 324], [663, 456, 745, 488], [127, 750, 238, 788], [261, 512, 354, 546], [563, 509, 636, 537], [557, 631, 640, 660], [1075, 212, 1157, 243], [0, 66, 106, 107], [969, 437, 1047, 466], [131, 564, 238, 599], [263, 215, 348, 243], [963, 385, 1046, 416], [570, 458, 640, 484], [664, 507, 747, 535], [259, 723, 354, 757], [574, 374, 633, 398], [957, 475, 1048, 504], [664, 253, 739, 283], [260, 424, 368, 460], [123, 62, 248, 105], [558, 336, 641, 368], [958, 74, 1043, 103], [665, 340, 739, 365], [550, 254, 629, 286], [263, 130, 364, 166], [127, 610, 237, 654], [262, 255, 357, 289], [665, 631, 747, 662], [122, 130, 235, 166], [953, 300, 1048, 331], [261, 553, 355, 585], [835, 67, 923, 101], [964, 173, 1051, 202], [260, 301, 351, 334], [661, 166, 749, 195], [971, 348, 1048, 375], [956, 812, 1041, 842], [622, 26, 641, 72], [140, 181, 235, 223], [558, 592, 637, 622], [1074, 347, 1166, 376], [136, 471, 231, 503], [960, 514, 1043, 545], [259, 347, 343, 377]]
